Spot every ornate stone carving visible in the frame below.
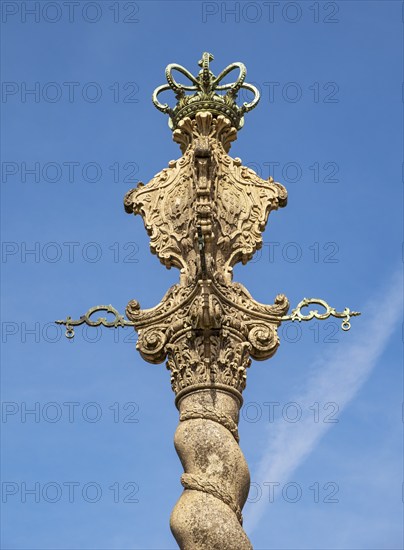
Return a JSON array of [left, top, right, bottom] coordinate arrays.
[[124, 71, 288, 545], [124, 111, 287, 285], [123, 58, 290, 543], [56, 53, 360, 550], [171, 389, 252, 550], [125, 275, 289, 398]]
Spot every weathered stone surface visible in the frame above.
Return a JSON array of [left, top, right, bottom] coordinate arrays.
[[171, 389, 252, 550], [124, 55, 289, 549], [124, 109, 288, 548]]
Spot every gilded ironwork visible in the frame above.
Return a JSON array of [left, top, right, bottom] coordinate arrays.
[[282, 298, 361, 331], [57, 296, 360, 340], [152, 51, 260, 130], [56, 305, 134, 339]]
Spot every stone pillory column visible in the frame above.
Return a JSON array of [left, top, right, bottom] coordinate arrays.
[[57, 52, 360, 550], [124, 52, 287, 549]]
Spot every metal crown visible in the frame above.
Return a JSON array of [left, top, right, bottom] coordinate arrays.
[[152, 52, 260, 131]]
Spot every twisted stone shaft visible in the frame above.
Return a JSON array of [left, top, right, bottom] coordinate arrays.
[[170, 389, 252, 550]]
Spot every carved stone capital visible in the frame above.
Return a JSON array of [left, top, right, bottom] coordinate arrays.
[[126, 278, 289, 398]]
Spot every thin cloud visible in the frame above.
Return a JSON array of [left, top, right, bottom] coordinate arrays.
[[244, 269, 402, 534]]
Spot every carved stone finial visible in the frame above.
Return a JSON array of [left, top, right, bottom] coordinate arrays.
[[152, 52, 260, 130]]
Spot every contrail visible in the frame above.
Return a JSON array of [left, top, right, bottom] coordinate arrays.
[[243, 269, 402, 534]]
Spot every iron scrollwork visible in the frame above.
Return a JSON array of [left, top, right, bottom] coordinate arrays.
[[282, 298, 361, 331], [56, 305, 134, 339]]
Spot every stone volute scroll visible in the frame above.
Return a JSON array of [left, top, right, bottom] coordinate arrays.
[[56, 52, 360, 550]]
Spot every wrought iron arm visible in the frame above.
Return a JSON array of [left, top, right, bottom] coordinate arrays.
[[56, 297, 360, 340], [282, 298, 361, 331], [56, 305, 135, 339]]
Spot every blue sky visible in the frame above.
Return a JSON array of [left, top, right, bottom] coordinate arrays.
[[1, 1, 402, 549]]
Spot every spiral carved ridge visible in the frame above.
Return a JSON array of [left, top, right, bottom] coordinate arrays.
[[170, 389, 253, 550]]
